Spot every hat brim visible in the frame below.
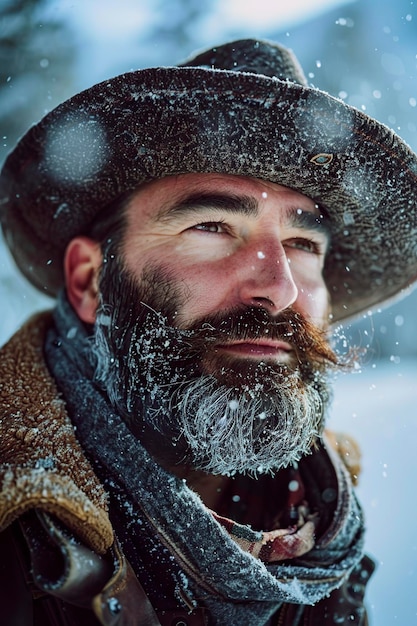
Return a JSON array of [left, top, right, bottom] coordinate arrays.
[[1, 66, 417, 322]]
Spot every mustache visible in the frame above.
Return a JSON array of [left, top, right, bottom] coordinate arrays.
[[177, 306, 339, 369]]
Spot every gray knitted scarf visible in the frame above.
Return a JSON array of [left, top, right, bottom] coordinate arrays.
[[44, 294, 366, 626]]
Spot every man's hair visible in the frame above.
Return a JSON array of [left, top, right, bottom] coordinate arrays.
[[87, 190, 133, 258]]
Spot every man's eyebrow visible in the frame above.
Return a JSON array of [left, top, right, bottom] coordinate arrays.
[[155, 193, 259, 221], [287, 206, 331, 240], [155, 192, 331, 239]]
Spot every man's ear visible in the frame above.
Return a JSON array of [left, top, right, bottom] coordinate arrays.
[[64, 237, 103, 324]]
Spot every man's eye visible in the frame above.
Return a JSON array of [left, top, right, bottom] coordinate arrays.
[[193, 222, 226, 233], [286, 238, 322, 254]]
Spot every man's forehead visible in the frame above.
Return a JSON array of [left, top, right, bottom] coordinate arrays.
[[126, 172, 321, 218]]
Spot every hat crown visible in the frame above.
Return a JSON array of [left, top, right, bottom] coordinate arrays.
[[180, 38, 308, 86]]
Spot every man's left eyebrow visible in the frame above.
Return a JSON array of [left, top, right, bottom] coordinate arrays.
[[287, 206, 331, 239], [155, 193, 259, 221]]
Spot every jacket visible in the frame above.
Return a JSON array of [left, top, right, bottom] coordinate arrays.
[[0, 313, 374, 625]]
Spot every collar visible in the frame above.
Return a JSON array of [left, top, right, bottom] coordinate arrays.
[[0, 311, 113, 554]]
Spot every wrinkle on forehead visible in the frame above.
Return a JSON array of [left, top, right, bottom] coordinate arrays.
[[129, 173, 315, 205], [125, 172, 326, 234]]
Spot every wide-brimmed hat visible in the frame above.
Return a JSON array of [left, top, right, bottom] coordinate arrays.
[[1, 38, 417, 322]]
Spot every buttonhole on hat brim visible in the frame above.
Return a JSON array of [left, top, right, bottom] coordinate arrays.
[[310, 153, 334, 165]]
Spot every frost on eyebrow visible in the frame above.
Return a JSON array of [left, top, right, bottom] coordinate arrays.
[[154, 193, 259, 222], [289, 207, 331, 242]]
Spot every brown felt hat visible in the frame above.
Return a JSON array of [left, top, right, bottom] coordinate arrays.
[[1, 38, 417, 322]]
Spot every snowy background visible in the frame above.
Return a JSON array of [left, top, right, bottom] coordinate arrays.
[[1, 0, 417, 623]]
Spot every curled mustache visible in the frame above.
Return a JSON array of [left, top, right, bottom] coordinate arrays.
[[174, 306, 339, 374]]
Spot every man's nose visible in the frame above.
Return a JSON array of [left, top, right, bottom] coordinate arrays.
[[236, 238, 298, 314]]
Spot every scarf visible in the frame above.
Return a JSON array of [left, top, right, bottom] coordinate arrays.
[[44, 294, 366, 626]]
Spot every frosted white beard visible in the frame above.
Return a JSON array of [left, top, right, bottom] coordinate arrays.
[[172, 373, 326, 476], [91, 301, 331, 477]]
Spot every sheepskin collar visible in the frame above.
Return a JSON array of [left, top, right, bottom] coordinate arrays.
[[0, 312, 113, 554]]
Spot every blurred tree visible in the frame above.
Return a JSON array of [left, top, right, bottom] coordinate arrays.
[[0, 0, 76, 166]]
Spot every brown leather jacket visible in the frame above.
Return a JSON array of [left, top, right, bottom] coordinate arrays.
[[0, 314, 374, 626]]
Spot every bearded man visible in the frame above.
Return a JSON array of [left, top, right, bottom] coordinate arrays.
[[1, 39, 416, 626]]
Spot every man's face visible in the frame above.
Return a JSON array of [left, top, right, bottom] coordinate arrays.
[[122, 173, 330, 329], [92, 173, 337, 476]]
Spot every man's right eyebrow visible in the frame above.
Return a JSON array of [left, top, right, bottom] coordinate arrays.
[[155, 193, 259, 222]]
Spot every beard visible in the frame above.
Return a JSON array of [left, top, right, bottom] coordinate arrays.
[[89, 256, 339, 477]]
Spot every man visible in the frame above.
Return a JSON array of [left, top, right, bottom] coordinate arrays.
[[0, 38, 416, 625]]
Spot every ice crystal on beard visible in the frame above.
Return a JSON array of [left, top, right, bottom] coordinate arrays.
[[173, 371, 326, 477]]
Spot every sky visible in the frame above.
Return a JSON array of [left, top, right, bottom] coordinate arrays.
[[205, 0, 353, 29], [52, 0, 353, 37], [44, 0, 357, 87]]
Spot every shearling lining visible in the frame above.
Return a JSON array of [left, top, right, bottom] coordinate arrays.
[[0, 313, 113, 554]]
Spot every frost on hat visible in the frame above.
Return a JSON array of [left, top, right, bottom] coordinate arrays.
[[1, 38, 417, 321]]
